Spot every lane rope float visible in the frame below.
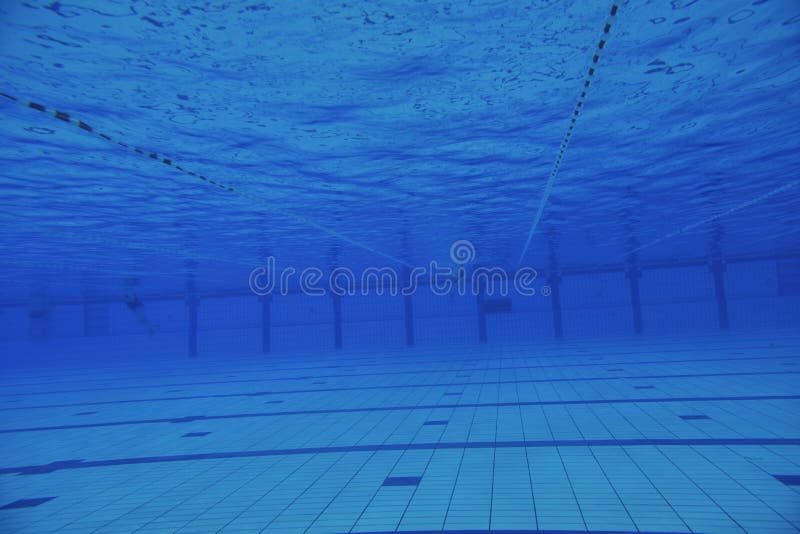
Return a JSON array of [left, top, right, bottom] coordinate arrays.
[[600, 179, 800, 267], [517, 2, 623, 267], [0, 92, 415, 269]]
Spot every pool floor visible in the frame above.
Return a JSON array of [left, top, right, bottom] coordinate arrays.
[[1, 331, 799, 533]]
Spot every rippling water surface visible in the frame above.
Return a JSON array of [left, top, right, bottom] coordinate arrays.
[[0, 0, 798, 296]]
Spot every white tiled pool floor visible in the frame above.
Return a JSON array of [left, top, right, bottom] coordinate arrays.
[[1, 331, 799, 533]]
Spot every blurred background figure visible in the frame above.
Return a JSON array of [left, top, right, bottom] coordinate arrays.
[[122, 278, 157, 336]]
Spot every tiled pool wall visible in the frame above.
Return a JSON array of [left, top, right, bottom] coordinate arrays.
[[1, 258, 798, 364]]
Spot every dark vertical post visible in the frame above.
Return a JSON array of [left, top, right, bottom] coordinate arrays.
[[82, 291, 90, 337], [626, 265, 643, 334], [710, 259, 730, 330], [547, 238, 564, 339], [186, 281, 198, 359], [404, 294, 415, 346], [187, 298, 198, 358], [476, 274, 487, 343], [332, 294, 343, 349], [260, 295, 272, 353], [402, 268, 414, 346], [548, 273, 564, 338]]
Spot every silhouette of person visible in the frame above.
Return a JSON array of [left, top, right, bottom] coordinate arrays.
[[123, 279, 157, 335]]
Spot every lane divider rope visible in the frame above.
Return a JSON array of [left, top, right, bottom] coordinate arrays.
[[0, 92, 414, 268], [517, 2, 622, 267], [602, 179, 800, 266]]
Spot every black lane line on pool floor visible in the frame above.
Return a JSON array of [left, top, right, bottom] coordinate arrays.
[[0, 496, 56, 510], [1, 352, 794, 399], [347, 530, 687, 534], [2, 339, 790, 389], [1, 393, 798, 435], [2, 437, 799, 476], [3, 369, 799, 412]]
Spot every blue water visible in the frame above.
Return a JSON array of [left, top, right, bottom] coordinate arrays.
[[1, 0, 800, 532]]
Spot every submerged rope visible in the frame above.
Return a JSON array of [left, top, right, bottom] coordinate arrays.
[[602, 179, 800, 266], [517, 2, 622, 267], [0, 92, 415, 268]]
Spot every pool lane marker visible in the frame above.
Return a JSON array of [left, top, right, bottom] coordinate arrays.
[[3, 437, 800, 475], [3, 369, 798, 412], [1, 393, 798, 435], [0, 92, 414, 268], [0, 92, 232, 191], [517, 2, 622, 266]]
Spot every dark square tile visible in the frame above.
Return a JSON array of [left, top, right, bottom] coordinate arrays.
[[0, 497, 56, 510], [679, 415, 711, 420], [182, 432, 211, 438], [423, 420, 448, 426], [383, 476, 422, 487], [774, 474, 800, 486]]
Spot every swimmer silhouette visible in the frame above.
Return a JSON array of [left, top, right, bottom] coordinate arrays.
[[123, 278, 158, 335]]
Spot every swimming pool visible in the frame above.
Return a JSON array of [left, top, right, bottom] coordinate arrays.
[[1, 1, 799, 532]]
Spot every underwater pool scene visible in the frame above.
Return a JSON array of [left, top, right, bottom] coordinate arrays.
[[1, 0, 799, 532]]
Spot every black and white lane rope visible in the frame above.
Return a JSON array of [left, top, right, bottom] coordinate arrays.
[[517, 2, 623, 266], [0, 91, 414, 268]]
